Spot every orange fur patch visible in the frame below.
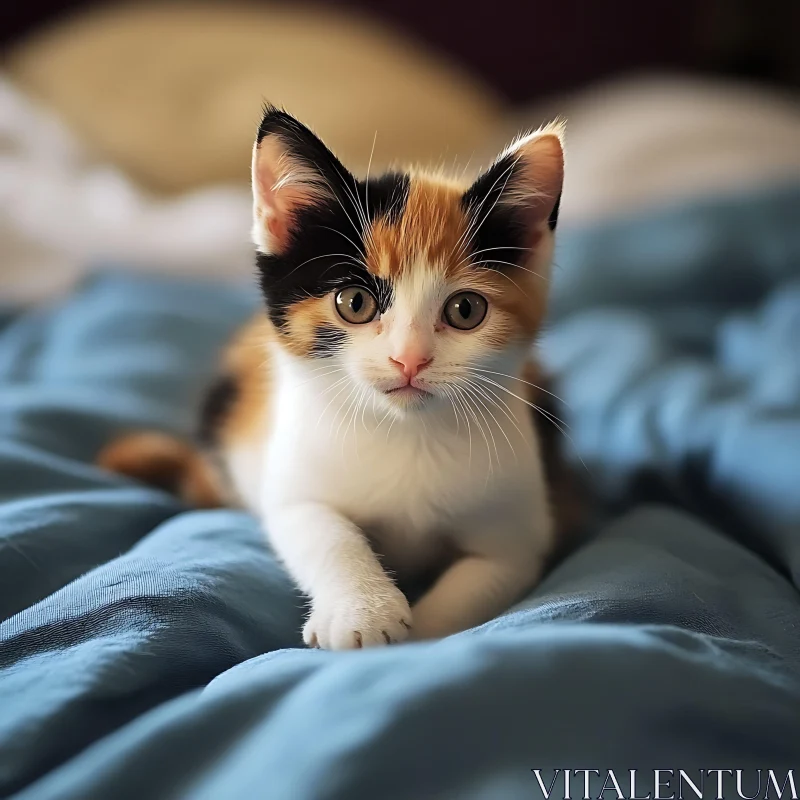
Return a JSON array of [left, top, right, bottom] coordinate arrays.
[[218, 314, 272, 448], [476, 262, 547, 337], [276, 296, 333, 358]]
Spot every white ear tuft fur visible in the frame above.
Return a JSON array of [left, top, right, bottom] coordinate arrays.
[[251, 136, 333, 255], [496, 119, 565, 216]]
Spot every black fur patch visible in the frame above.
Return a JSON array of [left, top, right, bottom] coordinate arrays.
[[255, 106, 407, 338], [461, 154, 528, 271], [197, 373, 238, 446], [548, 191, 561, 231], [310, 325, 347, 358]]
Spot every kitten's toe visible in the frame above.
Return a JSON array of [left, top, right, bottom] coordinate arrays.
[[302, 615, 326, 649], [305, 590, 412, 650]]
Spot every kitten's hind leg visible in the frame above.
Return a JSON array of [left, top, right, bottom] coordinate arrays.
[[409, 554, 543, 640]]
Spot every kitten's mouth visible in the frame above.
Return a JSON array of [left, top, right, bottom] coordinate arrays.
[[383, 384, 432, 402]]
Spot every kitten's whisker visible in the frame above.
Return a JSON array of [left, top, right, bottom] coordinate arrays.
[[439, 386, 455, 431], [473, 260, 547, 282], [347, 181, 370, 237], [473, 258, 546, 277], [361, 131, 379, 256], [306, 361, 344, 373], [479, 267, 530, 298], [452, 247, 531, 273], [348, 386, 368, 460], [285, 251, 365, 276], [338, 169, 371, 236], [452, 156, 518, 257], [281, 253, 366, 285], [321, 171, 366, 243], [474, 376, 590, 474], [465, 378, 522, 463], [457, 389, 478, 474], [472, 379, 526, 440], [356, 386, 369, 436], [484, 386, 534, 461], [455, 155, 522, 259], [450, 163, 510, 262], [471, 369, 570, 408], [327, 160, 378, 264], [375, 401, 393, 434], [474, 376, 571, 429], [319, 225, 368, 257], [458, 379, 501, 468], [468, 245, 532, 258], [385, 408, 398, 440], [295, 367, 343, 389], [318, 173, 360, 239], [363, 390, 374, 434], [454, 380, 494, 479], [315, 377, 352, 431], [314, 260, 373, 285], [334, 383, 361, 446], [317, 375, 349, 398], [440, 385, 461, 434], [450, 384, 473, 468], [459, 153, 474, 181], [456, 379, 502, 470]]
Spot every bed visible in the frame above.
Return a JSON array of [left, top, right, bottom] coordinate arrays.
[[1, 179, 799, 798]]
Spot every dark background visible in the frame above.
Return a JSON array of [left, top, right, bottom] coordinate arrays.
[[4, 0, 799, 104]]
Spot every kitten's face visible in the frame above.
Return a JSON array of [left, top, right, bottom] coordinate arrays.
[[252, 107, 563, 417]]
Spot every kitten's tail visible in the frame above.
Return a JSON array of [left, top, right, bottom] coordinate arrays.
[[97, 432, 224, 508]]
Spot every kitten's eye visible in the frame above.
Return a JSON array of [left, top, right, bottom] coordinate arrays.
[[443, 292, 488, 330], [335, 286, 378, 324]]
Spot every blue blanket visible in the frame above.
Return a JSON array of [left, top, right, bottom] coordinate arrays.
[[2, 184, 800, 799]]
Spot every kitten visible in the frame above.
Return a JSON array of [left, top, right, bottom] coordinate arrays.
[[99, 106, 568, 650]]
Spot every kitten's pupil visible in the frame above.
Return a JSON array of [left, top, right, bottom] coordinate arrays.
[[351, 292, 363, 313], [458, 298, 472, 319]]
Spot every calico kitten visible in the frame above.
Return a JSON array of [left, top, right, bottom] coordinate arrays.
[[99, 106, 568, 650]]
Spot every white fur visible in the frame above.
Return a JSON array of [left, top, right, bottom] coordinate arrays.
[[229, 265, 555, 650]]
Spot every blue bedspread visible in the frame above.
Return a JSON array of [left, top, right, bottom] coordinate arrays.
[[2, 184, 800, 799]]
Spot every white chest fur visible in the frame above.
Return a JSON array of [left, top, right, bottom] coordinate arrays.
[[246, 357, 552, 578]]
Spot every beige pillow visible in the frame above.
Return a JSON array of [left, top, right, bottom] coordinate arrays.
[[8, 3, 503, 193]]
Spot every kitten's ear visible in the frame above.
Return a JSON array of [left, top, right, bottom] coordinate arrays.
[[463, 121, 565, 239], [251, 105, 354, 254]]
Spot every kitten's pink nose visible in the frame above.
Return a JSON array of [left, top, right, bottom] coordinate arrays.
[[389, 352, 433, 379]]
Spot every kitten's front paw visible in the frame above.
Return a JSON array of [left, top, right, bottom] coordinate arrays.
[[304, 588, 412, 650]]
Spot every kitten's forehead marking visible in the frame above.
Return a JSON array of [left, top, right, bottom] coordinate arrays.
[[365, 174, 470, 279]]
